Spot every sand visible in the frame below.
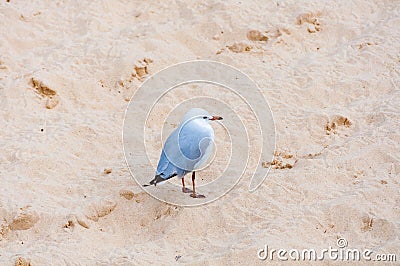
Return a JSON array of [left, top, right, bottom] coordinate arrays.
[[1, 0, 399, 264]]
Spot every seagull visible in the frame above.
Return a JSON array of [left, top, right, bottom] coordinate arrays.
[[143, 108, 223, 198]]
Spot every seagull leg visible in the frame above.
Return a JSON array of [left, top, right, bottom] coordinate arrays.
[[181, 178, 192, 193], [190, 171, 205, 198]]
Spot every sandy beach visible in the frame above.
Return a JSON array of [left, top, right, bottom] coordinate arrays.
[[1, 0, 399, 264]]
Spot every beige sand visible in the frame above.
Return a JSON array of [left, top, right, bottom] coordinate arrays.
[[1, 0, 399, 264]]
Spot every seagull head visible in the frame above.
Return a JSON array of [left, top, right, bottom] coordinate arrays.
[[201, 115, 223, 121], [182, 108, 223, 124]]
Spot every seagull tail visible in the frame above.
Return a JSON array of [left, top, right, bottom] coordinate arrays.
[[143, 173, 177, 187]]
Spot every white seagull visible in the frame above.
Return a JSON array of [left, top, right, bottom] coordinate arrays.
[[144, 108, 223, 198]]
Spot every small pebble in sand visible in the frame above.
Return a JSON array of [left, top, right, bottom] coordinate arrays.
[[104, 168, 112, 174]]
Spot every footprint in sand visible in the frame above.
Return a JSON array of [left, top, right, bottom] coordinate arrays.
[[262, 150, 297, 170], [296, 12, 322, 33], [325, 115, 352, 135], [84, 198, 117, 222], [30, 77, 60, 109], [9, 211, 39, 231], [14, 257, 31, 266]]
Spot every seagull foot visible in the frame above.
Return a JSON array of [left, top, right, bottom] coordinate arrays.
[[182, 187, 193, 193], [190, 193, 206, 198]]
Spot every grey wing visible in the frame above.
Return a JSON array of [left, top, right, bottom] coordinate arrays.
[[163, 124, 213, 172]]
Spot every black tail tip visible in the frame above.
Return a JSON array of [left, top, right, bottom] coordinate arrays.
[[143, 174, 165, 188], [143, 183, 157, 187]]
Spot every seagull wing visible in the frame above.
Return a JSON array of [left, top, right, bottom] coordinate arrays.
[[162, 120, 214, 172]]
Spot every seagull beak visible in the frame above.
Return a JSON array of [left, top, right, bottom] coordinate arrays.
[[210, 116, 223, 121]]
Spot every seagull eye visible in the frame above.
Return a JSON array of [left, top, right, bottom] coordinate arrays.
[[203, 116, 208, 119]]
